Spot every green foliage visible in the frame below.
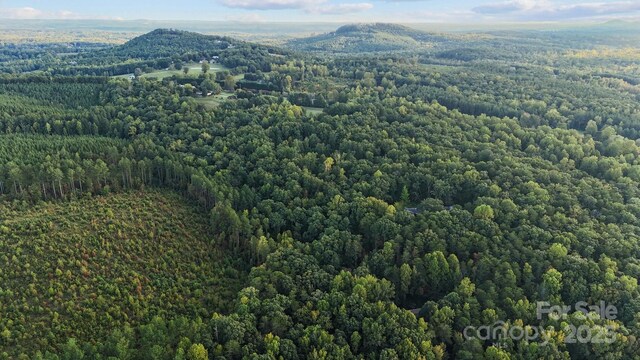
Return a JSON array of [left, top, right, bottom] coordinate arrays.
[[1, 25, 640, 359], [473, 204, 495, 220], [186, 343, 208, 360], [0, 191, 244, 357]]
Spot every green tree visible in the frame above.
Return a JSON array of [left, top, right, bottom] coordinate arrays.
[[324, 156, 334, 172], [211, 203, 242, 251], [399, 263, 412, 300], [187, 343, 208, 360], [201, 61, 210, 74], [224, 75, 236, 91], [541, 268, 563, 300], [400, 185, 410, 204], [61, 338, 84, 360], [585, 120, 598, 135], [473, 204, 495, 220]]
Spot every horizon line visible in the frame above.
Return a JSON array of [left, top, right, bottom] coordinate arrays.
[[0, 18, 636, 25]]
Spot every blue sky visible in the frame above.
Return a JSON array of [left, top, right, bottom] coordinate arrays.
[[0, 0, 639, 22]]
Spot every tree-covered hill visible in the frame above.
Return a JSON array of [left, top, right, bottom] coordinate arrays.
[[96, 29, 235, 60], [287, 23, 450, 53], [22, 29, 290, 77]]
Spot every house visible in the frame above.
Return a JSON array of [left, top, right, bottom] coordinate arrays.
[[128, 74, 136, 80]]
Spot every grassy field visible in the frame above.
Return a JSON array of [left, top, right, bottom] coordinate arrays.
[[0, 190, 245, 357], [115, 63, 230, 80], [195, 92, 235, 109], [303, 106, 324, 115]]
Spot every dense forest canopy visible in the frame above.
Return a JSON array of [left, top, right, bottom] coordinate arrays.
[[1, 23, 640, 359]]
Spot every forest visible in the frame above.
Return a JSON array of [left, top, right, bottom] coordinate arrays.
[[1, 23, 640, 359]]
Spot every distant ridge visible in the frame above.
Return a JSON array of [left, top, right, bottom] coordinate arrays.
[[286, 23, 449, 53], [334, 23, 416, 35]]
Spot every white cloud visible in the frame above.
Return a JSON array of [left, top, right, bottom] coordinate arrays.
[[399, 9, 477, 23], [0, 7, 44, 19], [473, 0, 544, 14], [218, 0, 326, 10], [0, 6, 122, 20], [473, 0, 640, 20], [307, 3, 373, 14], [218, 0, 373, 15]]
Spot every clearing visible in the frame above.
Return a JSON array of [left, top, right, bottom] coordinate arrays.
[[0, 190, 245, 356], [115, 62, 230, 80]]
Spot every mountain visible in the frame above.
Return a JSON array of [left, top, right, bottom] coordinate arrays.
[[61, 29, 288, 76], [286, 23, 449, 53], [98, 28, 236, 60]]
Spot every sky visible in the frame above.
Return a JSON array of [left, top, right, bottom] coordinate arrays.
[[0, 0, 639, 23]]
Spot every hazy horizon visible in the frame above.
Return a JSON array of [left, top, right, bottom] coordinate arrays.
[[1, 0, 639, 24], [0, 17, 636, 35]]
